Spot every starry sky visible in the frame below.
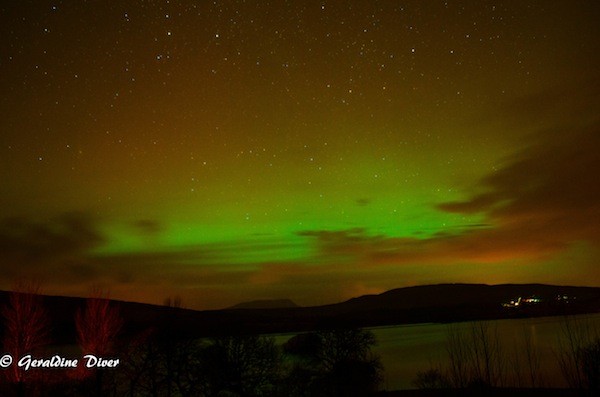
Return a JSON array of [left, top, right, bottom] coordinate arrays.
[[1, 1, 599, 309]]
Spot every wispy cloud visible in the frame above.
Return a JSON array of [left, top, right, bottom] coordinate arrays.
[[1, 121, 599, 308], [288, 121, 600, 278]]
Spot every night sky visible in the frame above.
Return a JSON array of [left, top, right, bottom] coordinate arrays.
[[1, 1, 599, 309]]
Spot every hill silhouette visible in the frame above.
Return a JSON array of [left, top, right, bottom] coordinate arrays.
[[228, 298, 299, 309], [331, 283, 599, 311], [0, 283, 598, 343]]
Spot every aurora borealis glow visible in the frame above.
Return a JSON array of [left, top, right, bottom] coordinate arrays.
[[1, 1, 599, 309]]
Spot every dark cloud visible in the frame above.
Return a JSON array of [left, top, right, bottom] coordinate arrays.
[[295, 122, 600, 271], [297, 228, 386, 261], [424, 122, 599, 267], [65, 263, 98, 283], [2, 118, 598, 309], [0, 212, 104, 266], [298, 228, 369, 240], [132, 219, 163, 235], [355, 198, 371, 207], [0, 212, 307, 307], [439, 122, 600, 238]]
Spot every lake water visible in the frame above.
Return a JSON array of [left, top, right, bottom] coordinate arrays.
[[275, 313, 600, 391], [371, 313, 600, 390]]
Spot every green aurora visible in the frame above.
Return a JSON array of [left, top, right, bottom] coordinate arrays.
[[1, 1, 599, 308]]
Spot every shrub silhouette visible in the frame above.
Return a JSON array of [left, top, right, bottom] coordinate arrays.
[[412, 368, 450, 389], [203, 335, 281, 397], [122, 327, 208, 396], [282, 328, 382, 397], [579, 339, 600, 390]]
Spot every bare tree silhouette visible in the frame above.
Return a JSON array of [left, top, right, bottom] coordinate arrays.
[[75, 289, 123, 357], [1, 282, 51, 396], [75, 289, 123, 396], [556, 315, 600, 390]]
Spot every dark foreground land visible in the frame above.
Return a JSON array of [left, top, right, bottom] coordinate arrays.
[[2, 283, 598, 343], [0, 284, 599, 396], [378, 388, 588, 396]]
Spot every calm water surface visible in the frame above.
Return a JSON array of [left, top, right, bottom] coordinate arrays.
[[371, 313, 600, 390], [275, 313, 600, 391]]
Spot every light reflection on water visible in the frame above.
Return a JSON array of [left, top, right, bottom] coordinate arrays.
[[369, 313, 600, 390], [273, 313, 600, 391]]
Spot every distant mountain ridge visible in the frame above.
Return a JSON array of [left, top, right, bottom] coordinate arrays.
[[331, 283, 600, 311], [0, 283, 599, 341], [228, 299, 299, 309]]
